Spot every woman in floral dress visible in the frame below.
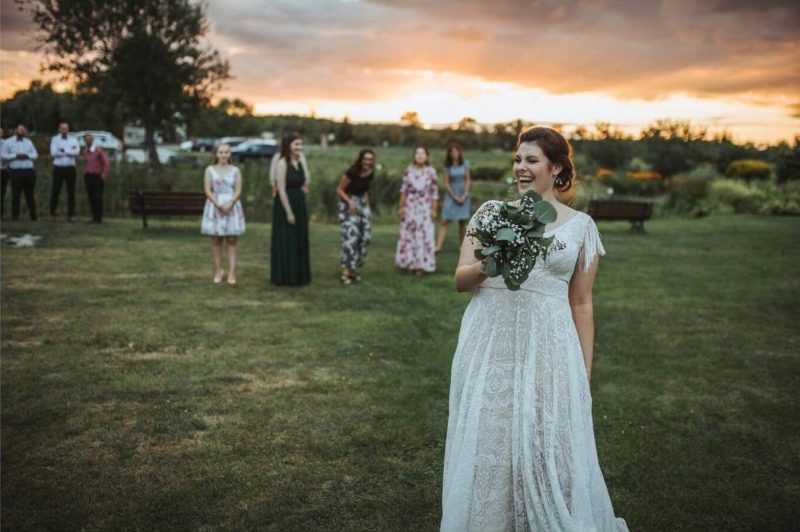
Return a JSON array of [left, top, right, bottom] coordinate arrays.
[[395, 146, 439, 276], [201, 143, 245, 285]]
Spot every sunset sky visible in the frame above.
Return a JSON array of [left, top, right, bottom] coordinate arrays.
[[2, 0, 798, 144]]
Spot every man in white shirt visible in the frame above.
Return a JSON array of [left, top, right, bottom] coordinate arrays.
[[0, 130, 10, 218], [49, 121, 80, 222], [1, 124, 39, 221]]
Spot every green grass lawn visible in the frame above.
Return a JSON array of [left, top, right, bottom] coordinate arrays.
[[2, 214, 799, 531]]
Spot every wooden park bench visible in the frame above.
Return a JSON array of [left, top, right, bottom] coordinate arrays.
[[587, 199, 653, 232], [167, 154, 199, 167], [129, 190, 206, 228]]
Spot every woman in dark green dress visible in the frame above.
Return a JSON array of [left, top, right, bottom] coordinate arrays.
[[271, 133, 311, 286]]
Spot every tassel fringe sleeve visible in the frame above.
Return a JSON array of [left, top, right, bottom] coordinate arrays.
[[581, 215, 606, 272]]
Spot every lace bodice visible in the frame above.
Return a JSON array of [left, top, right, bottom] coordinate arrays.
[[471, 201, 606, 299]]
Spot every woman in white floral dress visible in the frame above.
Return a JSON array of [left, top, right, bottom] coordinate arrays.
[[201, 143, 245, 285], [441, 127, 628, 531], [395, 146, 439, 276]]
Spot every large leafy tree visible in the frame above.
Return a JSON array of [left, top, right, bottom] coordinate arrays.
[[20, 0, 230, 164]]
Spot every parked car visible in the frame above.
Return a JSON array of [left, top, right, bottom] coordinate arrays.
[[190, 137, 218, 152], [219, 136, 246, 148], [70, 130, 124, 158], [231, 139, 279, 161]]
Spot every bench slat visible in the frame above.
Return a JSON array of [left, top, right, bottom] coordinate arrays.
[[587, 199, 652, 232], [129, 190, 211, 228]]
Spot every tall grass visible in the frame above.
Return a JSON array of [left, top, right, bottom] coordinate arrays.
[[23, 147, 515, 223]]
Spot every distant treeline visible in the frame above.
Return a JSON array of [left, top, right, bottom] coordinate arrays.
[[2, 80, 798, 181]]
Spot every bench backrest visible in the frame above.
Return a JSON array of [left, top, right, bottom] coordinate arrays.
[[587, 199, 653, 220], [129, 190, 206, 214]]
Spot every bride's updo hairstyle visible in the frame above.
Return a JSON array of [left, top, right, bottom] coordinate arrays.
[[516, 127, 575, 193]]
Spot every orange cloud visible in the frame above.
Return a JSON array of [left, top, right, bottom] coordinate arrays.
[[2, 0, 798, 143]]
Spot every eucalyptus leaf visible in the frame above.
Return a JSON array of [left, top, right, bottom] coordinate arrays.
[[496, 228, 516, 242], [521, 253, 534, 270], [524, 190, 542, 202], [485, 257, 498, 277], [507, 211, 524, 223], [534, 201, 558, 224], [480, 245, 501, 256], [513, 270, 530, 286]]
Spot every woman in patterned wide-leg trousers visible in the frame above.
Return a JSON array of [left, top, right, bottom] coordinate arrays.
[[336, 149, 376, 284]]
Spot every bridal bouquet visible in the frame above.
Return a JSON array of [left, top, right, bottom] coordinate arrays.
[[469, 191, 564, 291]]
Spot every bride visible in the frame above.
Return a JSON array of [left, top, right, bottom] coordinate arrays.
[[441, 127, 628, 531]]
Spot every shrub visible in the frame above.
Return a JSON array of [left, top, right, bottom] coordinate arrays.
[[666, 173, 714, 216], [760, 198, 800, 215], [471, 166, 506, 181], [708, 180, 766, 214], [570, 179, 611, 212], [687, 163, 724, 181], [597, 170, 666, 197], [625, 171, 662, 180], [725, 159, 772, 181], [627, 157, 653, 172], [571, 152, 598, 179], [759, 181, 800, 215]]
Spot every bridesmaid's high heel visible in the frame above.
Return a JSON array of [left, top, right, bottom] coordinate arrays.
[[214, 270, 225, 284]]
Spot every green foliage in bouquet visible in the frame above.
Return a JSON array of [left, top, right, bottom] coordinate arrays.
[[469, 191, 560, 291]]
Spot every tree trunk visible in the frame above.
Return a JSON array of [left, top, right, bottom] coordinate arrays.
[[144, 119, 160, 167]]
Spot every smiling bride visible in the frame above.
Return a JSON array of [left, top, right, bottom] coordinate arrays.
[[441, 127, 628, 531]]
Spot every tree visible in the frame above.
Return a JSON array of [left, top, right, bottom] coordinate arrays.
[[21, 0, 230, 164], [581, 122, 636, 170], [338, 116, 354, 144], [640, 120, 707, 178], [0, 80, 74, 133], [401, 111, 421, 128], [217, 98, 254, 117], [776, 135, 800, 183], [457, 116, 477, 132]]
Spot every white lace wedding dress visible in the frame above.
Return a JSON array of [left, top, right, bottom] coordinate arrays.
[[441, 202, 628, 531]]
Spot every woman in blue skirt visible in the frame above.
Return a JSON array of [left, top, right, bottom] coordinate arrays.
[[436, 142, 472, 252]]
